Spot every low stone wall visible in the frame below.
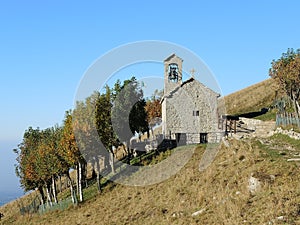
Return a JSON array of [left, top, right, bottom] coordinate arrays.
[[239, 117, 275, 138], [186, 132, 224, 144], [273, 127, 300, 140], [208, 132, 225, 143], [186, 133, 200, 145], [239, 117, 263, 131]]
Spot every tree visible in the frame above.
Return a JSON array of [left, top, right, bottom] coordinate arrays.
[[130, 99, 149, 139], [73, 92, 107, 194], [14, 125, 71, 207], [60, 111, 82, 203], [145, 90, 162, 138], [95, 86, 117, 179], [13, 76, 151, 206], [35, 126, 65, 205], [14, 127, 46, 204], [269, 48, 300, 117], [111, 77, 149, 160]]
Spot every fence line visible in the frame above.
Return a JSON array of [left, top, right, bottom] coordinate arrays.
[[276, 113, 300, 128], [38, 197, 75, 214], [19, 195, 76, 215]]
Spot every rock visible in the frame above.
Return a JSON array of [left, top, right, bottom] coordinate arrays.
[[248, 175, 261, 194], [269, 175, 276, 181], [172, 211, 184, 218], [287, 158, 300, 162], [267, 130, 274, 137], [192, 208, 206, 217], [274, 127, 300, 140], [277, 216, 284, 220], [222, 137, 230, 147]]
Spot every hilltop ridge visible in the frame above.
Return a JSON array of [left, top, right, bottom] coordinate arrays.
[[223, 78, 277, 115]]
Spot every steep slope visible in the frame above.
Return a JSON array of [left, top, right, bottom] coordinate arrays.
[[222, 78, 277, 115], [2, 136, 300, 225], [3, 79, 298, 225]]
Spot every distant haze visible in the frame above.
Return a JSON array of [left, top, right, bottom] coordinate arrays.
[[0, 140, 24, 201]]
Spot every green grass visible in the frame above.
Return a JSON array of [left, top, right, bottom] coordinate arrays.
[[254, 140, 280, 160], [271, 133, 300, 149], [254, 109, 277, 121]]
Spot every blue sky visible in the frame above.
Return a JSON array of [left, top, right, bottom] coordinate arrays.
[[1, 0, 300, 195]]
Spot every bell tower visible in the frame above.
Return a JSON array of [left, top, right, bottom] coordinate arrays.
[[164, 54, 183, 95]]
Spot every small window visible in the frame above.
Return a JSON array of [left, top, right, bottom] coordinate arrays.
[[193, 110, 199, 116], [200, 133, 208, 144]]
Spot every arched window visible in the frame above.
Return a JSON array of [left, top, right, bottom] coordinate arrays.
[[168, 63, 179, 82]]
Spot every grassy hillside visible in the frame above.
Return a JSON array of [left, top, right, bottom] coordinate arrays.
[[2, 79, 298, 225], [222, 78, 278, 115], [2, 134, 300, 224]]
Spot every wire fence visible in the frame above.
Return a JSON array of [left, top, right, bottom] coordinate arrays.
[[38, 197, 75, 214], [19, 194, 77, 215], [276, 113, 300, 128], [19, 196, 40, 215]]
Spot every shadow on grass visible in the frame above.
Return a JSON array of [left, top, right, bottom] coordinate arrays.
[[86, 147, 172, 196], [236, 108, 268, 118]]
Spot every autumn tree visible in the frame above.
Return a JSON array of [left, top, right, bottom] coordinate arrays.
[[73, 92, 108, 194], [14, 77, 151, 207], [61, 110, 83, 203], [14, 125, 72, 206], [269, 48, 300, 117], [14, 127, 46, 205], [35, 126, 66, 205], [145, 89, 163, 137]]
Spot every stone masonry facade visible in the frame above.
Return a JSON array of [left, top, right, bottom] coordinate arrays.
[[161, 54, 223, 144]]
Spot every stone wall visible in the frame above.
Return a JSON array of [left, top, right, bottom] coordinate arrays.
[[162, 79, 220, 142], [273, 127, 300, 140], [234, 117, 276, 138], [208, 132, 225, 143]]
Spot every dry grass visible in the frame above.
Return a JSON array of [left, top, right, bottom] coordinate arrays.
[[222, 79, 278, 115], [2, 136, 300, 225], [1, 79, 297, 224], [0, 191, 39, 224]]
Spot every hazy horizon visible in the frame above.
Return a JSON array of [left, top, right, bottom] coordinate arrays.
[[1, 0, 300, 208]]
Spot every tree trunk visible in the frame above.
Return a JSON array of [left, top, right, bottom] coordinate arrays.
[[83, 162, 88, 188], [126, 141, 131, 165], [103, 154, 109, 171], [290, 93, 298, 115], [52, 176, 58, 204], [151, 126, 154, 139], [38, 186, 45, 206], [59, 175, 62, 193], [110, 152, 115, 174], [97, 173, 102, 193], [76, 164, 79, 195], [296, 100, 300, 118], [95, 157, 101, 192], [78, 161, 84, 202], [66, 173, 76, 204], [45, 182, 53, 207]]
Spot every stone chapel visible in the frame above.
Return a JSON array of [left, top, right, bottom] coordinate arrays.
[[161, 54, 223, 144]]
